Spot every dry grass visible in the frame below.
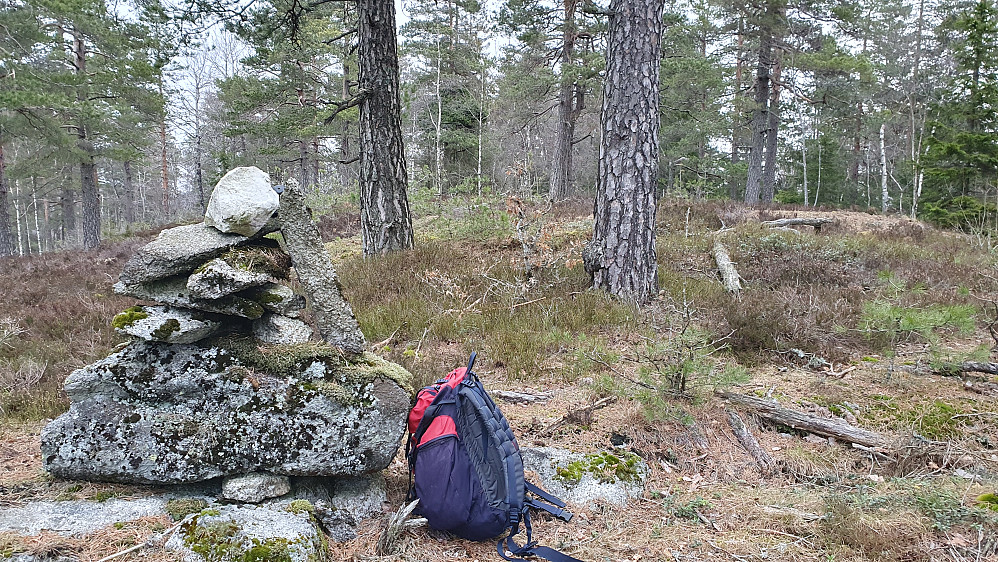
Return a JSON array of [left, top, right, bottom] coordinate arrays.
[[2, 197, 998, 561]]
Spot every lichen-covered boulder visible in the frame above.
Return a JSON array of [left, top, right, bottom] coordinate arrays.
[[112, 305, 222, 344], [164, 504, 327, 562], [204, 167, 279, 237], [253, 314, 313, 345], [41, 340, 412, 484], [521, 447, 647, 508]]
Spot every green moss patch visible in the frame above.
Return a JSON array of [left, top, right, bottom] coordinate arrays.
[[152, 318, 181, 340], [221, 246, 291, 279], [555, 451, 643, 484], [112, 306, 148, 329], [166, 498, 209, 521]]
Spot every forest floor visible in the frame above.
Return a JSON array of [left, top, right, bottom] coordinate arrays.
[[1, 196, 997, 561]]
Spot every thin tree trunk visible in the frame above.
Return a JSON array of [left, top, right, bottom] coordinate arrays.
[[0, 135, 13, 257], [357, 0, 414, 255], [122, 160, 136, 225], [880, 122, 889, 213], [549, 0, 579, 201], [160, 78, 170, 219], [31, 179, 42, 254], [729, 17, 744, 200], [802, 132, 809, 206], [584, 0, 664, 303], [761, 48, 782, 202], [434, 36, 443, 195]]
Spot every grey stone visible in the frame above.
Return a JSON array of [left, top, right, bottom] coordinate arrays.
[[9, 555, 77, 562], [0, 497, 167, 536], [164, 504, 324, 562], [204, 167, 279, 237], [114, 305, 221, 344], [253, 314, 313, 344], [41, 340, 411, 484], [314, 474, 387, 542], [222, 473, 292, 503], [114, 277, 264, 319], [242, 283, 307, 318], [187, 258, 273, 300], [118, 223, 256, 286], [521, 447, 647, 508], [278, 180, 366, 354]]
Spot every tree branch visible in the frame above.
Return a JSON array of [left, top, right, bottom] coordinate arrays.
[[321, 88, 371, 124]]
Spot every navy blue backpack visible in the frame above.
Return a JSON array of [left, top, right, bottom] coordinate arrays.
[[406, 353, 583, 562]]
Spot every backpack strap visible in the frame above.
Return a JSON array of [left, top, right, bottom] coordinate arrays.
[[497, 512, 583, 562]]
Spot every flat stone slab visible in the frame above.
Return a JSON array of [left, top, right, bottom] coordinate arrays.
[[0, 497, 167, 536], [118, 223, 256, 286], [521, 447, 647, 508], [187, 258, 273, 300], [114, 277, 264, 319], [222, 472, 291, 503], [242, 283, 306, 318], [113, 305, 222, 344], [41, 341, 411, 484]]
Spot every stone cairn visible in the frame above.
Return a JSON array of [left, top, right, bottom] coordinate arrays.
[[38, 167, 413, 556]]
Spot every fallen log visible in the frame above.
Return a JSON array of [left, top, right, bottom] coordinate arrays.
[[726, 410, 775, 475], [492, 390, 552, 404], [899, 361, 998, 379], [712, 240, 742, 294], [716, 391, 891, 449], [761, 217, 833, 229]]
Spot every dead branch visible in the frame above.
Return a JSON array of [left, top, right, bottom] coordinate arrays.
[[540, 397, 615, 436], [712, 240, 742, 294], [376, 499, 421, 556], [726, 410, 776, 475], [761, 217, 833, 230], [492, 390, 552, 405], [716, 391, 891, 449]]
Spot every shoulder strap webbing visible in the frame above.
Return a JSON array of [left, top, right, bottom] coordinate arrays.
[[497, 513, 583, 562]]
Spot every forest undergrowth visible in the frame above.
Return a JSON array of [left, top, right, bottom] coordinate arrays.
[[1, 196, 997, 561]]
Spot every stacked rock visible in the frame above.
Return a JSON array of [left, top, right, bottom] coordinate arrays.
[[41, 167, 412, 491]]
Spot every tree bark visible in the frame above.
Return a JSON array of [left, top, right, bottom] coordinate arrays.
[[0, 134, 14, 257], [880, 122, 890, 213], [549, 0, 580, 201], [584, 0, 664, 303], [761, 48, 782, 202], [717, 391, 891, 449], [729, 17, 744, 201], [357, 0, 414, 255]]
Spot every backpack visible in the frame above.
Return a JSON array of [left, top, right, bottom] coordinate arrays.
[[406, 352, 583, 562]]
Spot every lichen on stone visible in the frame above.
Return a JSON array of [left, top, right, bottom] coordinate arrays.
[[112, 306, 149, 329], [554, 451, 642, 485]]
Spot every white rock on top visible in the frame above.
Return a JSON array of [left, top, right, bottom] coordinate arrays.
[[204, 167, 279, 237]]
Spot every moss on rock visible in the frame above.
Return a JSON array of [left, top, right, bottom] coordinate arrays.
[[152, 318, 181, 340], [112, 306, 148, 329], [166, 498, 209, 521], [554, 451, 642, 485]]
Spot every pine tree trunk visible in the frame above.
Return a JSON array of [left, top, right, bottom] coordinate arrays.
[[549, 0, 579, 201], [357, 0, 414, 255], [761, 49, 782, 202], [0, 135, 13, 257], [73, 29, 100, 250], [585, 0, 664, 303], [744, 4, 775, 204], [122, 160, 136, 225]]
